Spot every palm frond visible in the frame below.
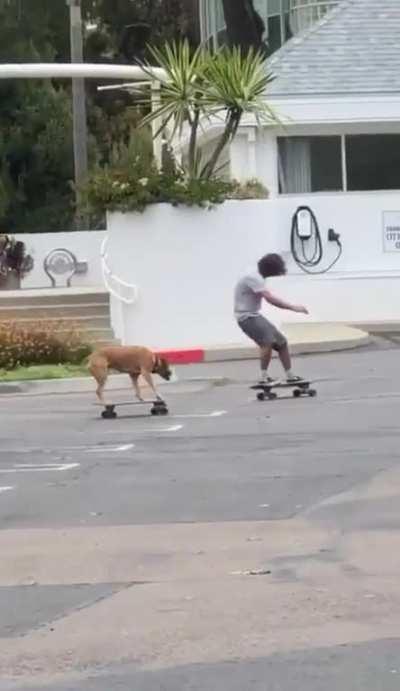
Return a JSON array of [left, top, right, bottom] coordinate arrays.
[[137, 40, 207, 142]]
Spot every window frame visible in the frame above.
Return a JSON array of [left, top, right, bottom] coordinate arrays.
[[277, 133, 400, 195]]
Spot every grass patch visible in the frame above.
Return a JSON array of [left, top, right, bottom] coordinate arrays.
[[0, 363, 89, 382]]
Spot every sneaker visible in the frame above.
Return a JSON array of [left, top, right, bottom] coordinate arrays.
[[259, 376, 279, 386], [286, 374, 305, 383]]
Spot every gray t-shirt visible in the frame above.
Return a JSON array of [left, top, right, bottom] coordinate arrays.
[[234, 272, 265, 322]]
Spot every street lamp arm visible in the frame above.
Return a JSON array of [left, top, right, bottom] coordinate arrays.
[[0, 63, 167, 81]]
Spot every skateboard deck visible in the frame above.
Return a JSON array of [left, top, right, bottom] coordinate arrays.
[[251, 380, 317, 401], [95, 399, 169, 419]]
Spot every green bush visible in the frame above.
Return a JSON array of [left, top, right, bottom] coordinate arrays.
[[0, 320, 91, 370], [82, 163, 233, 216]]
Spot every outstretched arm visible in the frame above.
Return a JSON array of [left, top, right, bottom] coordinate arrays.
[[262, 290, 308, 314]]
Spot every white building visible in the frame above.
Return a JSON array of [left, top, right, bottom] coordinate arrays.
[[200, 0, 400, 200]]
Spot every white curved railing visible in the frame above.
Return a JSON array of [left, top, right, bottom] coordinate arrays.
[[200, 0, 340, 48], [290, 1, 339, 34], [100, 236, 139, 305]]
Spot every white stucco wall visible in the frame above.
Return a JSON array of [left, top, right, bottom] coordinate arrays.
[[13, 230, 106, 289], [106, 194, 400, 349]]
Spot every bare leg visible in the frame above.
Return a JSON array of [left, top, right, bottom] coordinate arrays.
[[141, 370, 163, 401], [277, 342, 291, 373], [276, 342, 302, 381], [129, 373, 143, 401], [260, 345, 273, 380]]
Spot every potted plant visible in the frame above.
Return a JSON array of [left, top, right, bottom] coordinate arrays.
[[0, 234, 34, 290]]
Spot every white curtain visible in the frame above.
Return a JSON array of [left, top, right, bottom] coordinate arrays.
[[278, 137, 312, 194]]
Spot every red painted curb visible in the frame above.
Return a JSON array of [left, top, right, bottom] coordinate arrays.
[[156, 349, 205, 365]]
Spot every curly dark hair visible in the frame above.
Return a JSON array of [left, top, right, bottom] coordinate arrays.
[[257, 253, 287, 278]]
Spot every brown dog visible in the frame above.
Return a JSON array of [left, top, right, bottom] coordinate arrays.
[[88, 346, 172, 404]]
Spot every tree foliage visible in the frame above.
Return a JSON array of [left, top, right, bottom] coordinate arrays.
[[0, 0, 267, 232], [0, 0, 197, 233]]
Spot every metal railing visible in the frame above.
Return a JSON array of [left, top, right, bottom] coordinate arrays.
[[289, 1, 339, 34], [199, 0, 340, 49], [100, 236, 138, 306]]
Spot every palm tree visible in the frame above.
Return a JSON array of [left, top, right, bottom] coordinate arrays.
[[139, 40, 278, 179]]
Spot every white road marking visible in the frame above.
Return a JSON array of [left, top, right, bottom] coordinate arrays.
[[0, 486, 14, 493], [0, 463, 80, 474], [84, 443, 134, 453], [104, 425, 183, 435], [0, 444, 134, 454], [172, 410, 227, 419]]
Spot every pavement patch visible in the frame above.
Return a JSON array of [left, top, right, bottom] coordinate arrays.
[[0, 583, 128, 639]]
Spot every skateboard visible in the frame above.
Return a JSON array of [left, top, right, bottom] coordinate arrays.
[[96, 399, 169, 419], [251, 380, 317, 401]]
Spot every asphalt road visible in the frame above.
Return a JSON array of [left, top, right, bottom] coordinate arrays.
[[1, 343, 400, 690]]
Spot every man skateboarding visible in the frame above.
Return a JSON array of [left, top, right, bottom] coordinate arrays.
[[234, 253, 308, 385]]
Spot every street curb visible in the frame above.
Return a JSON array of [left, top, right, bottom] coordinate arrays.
[[160, 327, 370, 364], [202, 334, 371, 362]]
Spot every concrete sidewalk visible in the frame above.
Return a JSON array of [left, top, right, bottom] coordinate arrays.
[[204, 322, 370, 362], [0, 323, 369, 396]]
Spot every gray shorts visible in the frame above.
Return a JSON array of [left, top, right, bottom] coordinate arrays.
[[238, 315, 287, 350]]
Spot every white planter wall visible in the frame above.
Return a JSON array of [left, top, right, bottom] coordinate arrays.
[[107, 194, 400, 349]]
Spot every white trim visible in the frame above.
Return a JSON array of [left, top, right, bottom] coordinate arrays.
[[341, 134, 347, 192], [247, 128, 257, 178]]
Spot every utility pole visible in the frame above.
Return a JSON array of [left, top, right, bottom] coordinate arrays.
[[66, 0, 88, 227], [279, 0, 286, 47]]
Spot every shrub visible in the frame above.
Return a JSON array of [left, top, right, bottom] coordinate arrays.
[[0, 320, 91, 370], [82, 163, 233, 215]]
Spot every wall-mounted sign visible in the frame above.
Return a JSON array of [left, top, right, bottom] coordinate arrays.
[[383, 211, 400, 252]]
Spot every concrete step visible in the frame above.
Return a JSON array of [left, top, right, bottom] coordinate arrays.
[[0, 287, 118, 346], [0, 304, 110, 319], [0, 315, 112, 329], [0, 290, 109, 308]]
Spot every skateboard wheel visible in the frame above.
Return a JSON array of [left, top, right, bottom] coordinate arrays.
[[308, 389, 317, 397], [257, 392, 265, 401], [102, 410, 117, 419], [151, 408, 159, 416], [293, 389, 301, 398], [159, 407, 169, 415], [267, 392, 277, 401]]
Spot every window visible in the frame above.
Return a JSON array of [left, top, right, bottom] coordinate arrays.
[[278, 134, 400, 194], [346, 135, 400, 191], [278, 136, 342, 193]]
